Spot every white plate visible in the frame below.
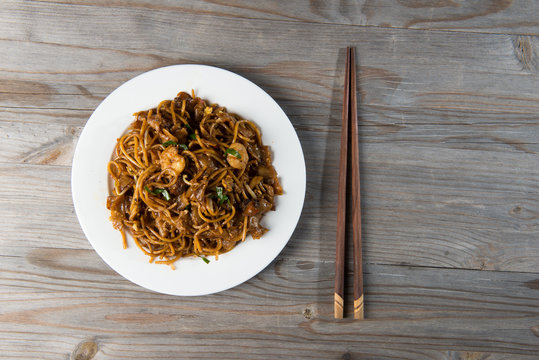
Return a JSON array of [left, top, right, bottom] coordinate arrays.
[[71, 64, 306, 296]]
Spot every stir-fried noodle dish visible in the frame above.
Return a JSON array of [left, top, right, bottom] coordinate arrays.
[[107, 91, 282, 269]]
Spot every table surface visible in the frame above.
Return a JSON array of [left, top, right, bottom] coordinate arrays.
[[1, 1, 538, 359]]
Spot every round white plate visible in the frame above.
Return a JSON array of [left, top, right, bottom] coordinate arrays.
[[71, 64, 306, 296]]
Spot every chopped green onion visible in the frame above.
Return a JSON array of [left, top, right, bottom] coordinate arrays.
[[198, 255, 210, 264], [159, 189, 171, 201], [144, 186, 171, 201], [189, 133, 197, 140], [162, 140, 178, 147], [215, 186, 229, 206], [163, 141, 188, 150], [225, 148, 241, 159], [185, 123, 193, 131]]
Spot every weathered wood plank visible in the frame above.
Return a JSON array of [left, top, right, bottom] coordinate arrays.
[[4, 105, 539, 168], [1, 336, 536, 360], [1, 2, 538, 86], [0, 5, 537, 168], [1, 1, 537, 172], [0, 120, 82, 166], [0, 28, 538, 163], [5, 0, 539, 35], [2, 138, 539, 273], [0, 247, 538, 359]]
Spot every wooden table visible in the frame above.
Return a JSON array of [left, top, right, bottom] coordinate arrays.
[[1, 1, 538, 359]]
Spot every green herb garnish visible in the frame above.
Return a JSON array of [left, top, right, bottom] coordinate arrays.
[[162, 140, 178, 147], [185, 123, 193, 131], [189, 133, 197, 140], [225, 148, 241, 159], [198, 255, 210, 264], [215, 186, 229, 206], [144, 186, 171, 201], [163, 141, 188, 150]]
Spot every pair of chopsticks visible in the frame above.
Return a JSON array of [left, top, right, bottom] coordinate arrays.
[[334, 47, 364, 320]]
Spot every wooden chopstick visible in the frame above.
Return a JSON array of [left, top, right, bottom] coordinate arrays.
[[334, 47, 351, 319], [334, 47, 364, 320], [349, 48, 364, 320]]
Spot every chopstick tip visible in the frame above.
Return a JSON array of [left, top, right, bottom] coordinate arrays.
[[334, 293, 344, 319], [354, 295, 364, 320]]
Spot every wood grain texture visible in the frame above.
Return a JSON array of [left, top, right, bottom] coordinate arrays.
[[0, 246, 538, 359], [2, 143, 539, 272], [1, 0, 539, 358], [6, 0, 538, 35]]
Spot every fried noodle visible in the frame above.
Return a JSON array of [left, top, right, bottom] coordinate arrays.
[[106, 91, 282, 269]]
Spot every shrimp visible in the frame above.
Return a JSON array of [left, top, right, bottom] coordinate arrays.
[[160, 146, 186, 174], [226, 142, 248, 170]]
